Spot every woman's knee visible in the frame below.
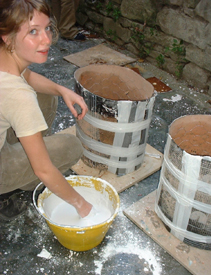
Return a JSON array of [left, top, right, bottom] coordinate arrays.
[[44, 133, 83, 167]]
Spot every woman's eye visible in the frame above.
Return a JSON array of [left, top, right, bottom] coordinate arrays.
[[46, 26, 51, 32], [30, 29, 37, 35]]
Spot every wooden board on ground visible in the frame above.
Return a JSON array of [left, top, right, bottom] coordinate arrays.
[[123, 190, 211, 275], [146, 77, 172, 93], [59, 126, 163, 193], [64, 44, 137, 68]]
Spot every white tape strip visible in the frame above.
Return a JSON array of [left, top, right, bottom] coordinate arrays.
[[155, 135, 172, 206], [84, 112, 151, 133], [83, 148, 144, 169], [108, 101, 132, 174], [173, 151, 201, 240], [126, 101, 147, 173], [143, 96, 155, 146], [155, 204, 211, 243], [76, 124, 146, 157], [147, 96, 155, 117]]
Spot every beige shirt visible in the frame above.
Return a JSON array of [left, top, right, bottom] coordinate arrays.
[[0, 71, 48, 150]]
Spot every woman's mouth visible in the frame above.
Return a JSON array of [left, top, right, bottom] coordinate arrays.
[[38, 49, 49, 55]]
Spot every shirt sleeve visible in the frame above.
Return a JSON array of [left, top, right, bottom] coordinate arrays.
[[3, 87, 48, 138]]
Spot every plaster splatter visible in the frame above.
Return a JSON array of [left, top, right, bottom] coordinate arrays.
[[163, 94, 182, 102], [37, 248, 52, 259], [94, 241, 162, 275]]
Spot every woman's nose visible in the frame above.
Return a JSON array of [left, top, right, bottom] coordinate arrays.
[[42, 31, 52, 45]]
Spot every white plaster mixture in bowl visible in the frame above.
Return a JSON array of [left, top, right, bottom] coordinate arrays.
[[41, 186, 113, 227]]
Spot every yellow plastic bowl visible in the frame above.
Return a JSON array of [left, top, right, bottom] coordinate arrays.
[[33, 175, 120, 251]]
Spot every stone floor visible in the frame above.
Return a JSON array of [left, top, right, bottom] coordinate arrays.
[[1, 34, 211, 275]]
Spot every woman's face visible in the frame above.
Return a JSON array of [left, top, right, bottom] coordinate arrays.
[[13, 10, 52, 67]]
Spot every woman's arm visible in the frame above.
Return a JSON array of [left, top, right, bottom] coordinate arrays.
[[23, 68, 88, 120], [19, 132, 92, 217]]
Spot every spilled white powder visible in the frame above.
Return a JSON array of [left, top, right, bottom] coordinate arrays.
[[94, 242, 162, 275], [6, 228, 21, 242], [42, 186, 113, 227], [37, 248, 52, 259], [92, 202, 163, 275], [163, 94, 182, 102]]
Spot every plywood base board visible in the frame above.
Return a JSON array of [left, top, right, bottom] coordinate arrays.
[[123, 190, 211, 275], [64, 44, 137, 68], [59, 126, 163, 193]]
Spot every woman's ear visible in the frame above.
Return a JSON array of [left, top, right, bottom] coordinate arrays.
[[1, 35, 10, 45], [1, 34, 14, 51], [1, 35, 12, 47]]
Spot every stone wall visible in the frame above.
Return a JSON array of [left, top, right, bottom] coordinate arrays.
[[77, 0, 211, 94]]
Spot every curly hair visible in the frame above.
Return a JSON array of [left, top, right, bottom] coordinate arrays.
[[0, 0, 58, 51]]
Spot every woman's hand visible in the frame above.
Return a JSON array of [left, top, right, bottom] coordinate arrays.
[[61, 88, 88, 120], [76, 201, 93, 218]]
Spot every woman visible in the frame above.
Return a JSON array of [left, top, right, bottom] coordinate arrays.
[[0, 0, 92, 221]]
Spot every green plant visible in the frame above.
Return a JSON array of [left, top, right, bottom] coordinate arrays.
[[165, 39, 186, 78], [106, 29, 117, 41], [172, 39, 186, 56], [106, 29, 113, 35], [96, 2, 103, 10], [106, 1, 113, 14], [112, 8, 121, 21], [131, 24, 154, 58], [175, 63, 184, 78], [131, 26, 145, 43], [86, 0, 104, 10], [156, 54, 165, 68], [106, 1, 121, 21], [149, 27, 156, 36]]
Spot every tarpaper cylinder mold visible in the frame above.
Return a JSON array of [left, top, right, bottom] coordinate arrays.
[[74, 64, 155, 176], [155, 114, 211, 250]]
